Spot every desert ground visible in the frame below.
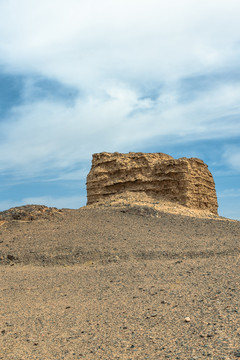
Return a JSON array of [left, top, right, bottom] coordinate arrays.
[[0, 202, 240, 359]]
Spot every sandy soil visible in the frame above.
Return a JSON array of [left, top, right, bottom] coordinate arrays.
[[0, 203, 240, 359]]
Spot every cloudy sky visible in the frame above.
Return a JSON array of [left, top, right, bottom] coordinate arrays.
[[0, 0, 240, 219]]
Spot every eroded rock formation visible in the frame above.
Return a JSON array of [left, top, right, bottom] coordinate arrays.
[[86, 152, 218, 214]]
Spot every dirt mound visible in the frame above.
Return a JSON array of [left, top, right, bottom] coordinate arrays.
[[0, 205, 63, 222], [86, 191, 221, 219], [87, 152, 218, 214]]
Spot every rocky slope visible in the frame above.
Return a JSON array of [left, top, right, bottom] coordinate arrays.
[[0, 206, 239, 359], [0, 205, 63, 222]]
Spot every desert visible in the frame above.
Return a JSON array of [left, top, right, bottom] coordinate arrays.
[[0, 153, 239, 360], [1, 2, 240, 359]]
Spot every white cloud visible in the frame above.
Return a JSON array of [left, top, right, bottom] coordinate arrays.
[[0, 0, 240, 179], [223, 146, 240, 172], [0, 195, 86, 212], [0, 82, 240, 177], [48, 169, 89, 182], [1, 0, 240, 87], [218, 188, 240, 198], [22, 195, 85, 209]]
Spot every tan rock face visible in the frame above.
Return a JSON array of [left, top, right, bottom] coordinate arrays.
[[86, 152, 218, 214]]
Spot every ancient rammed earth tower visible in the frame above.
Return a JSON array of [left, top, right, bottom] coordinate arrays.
[[86, 152, 218, 214]]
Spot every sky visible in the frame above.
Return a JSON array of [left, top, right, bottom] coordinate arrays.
[[0, 0, 240, 220]]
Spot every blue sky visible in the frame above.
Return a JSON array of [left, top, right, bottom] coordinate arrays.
[[0, 0, 240, 219]]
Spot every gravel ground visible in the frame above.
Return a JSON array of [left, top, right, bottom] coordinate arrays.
[[0, 205, 239, 359]]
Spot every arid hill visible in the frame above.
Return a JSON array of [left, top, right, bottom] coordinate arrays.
[[87, 152, 218, 214], [1, 153, 240, 360], [0, 205, 240, 359]]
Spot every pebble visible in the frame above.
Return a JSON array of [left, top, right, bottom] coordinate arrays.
[[185, 317, 191, 322]]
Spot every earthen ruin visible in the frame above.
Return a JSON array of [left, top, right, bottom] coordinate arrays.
[[86, 152, 218, 214]]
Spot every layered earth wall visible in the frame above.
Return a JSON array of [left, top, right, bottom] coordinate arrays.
[[86, 152, 218, 214]]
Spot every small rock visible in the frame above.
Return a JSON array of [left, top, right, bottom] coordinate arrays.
[[7, 254, 17, 261], [184, 317, 191, 322]]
